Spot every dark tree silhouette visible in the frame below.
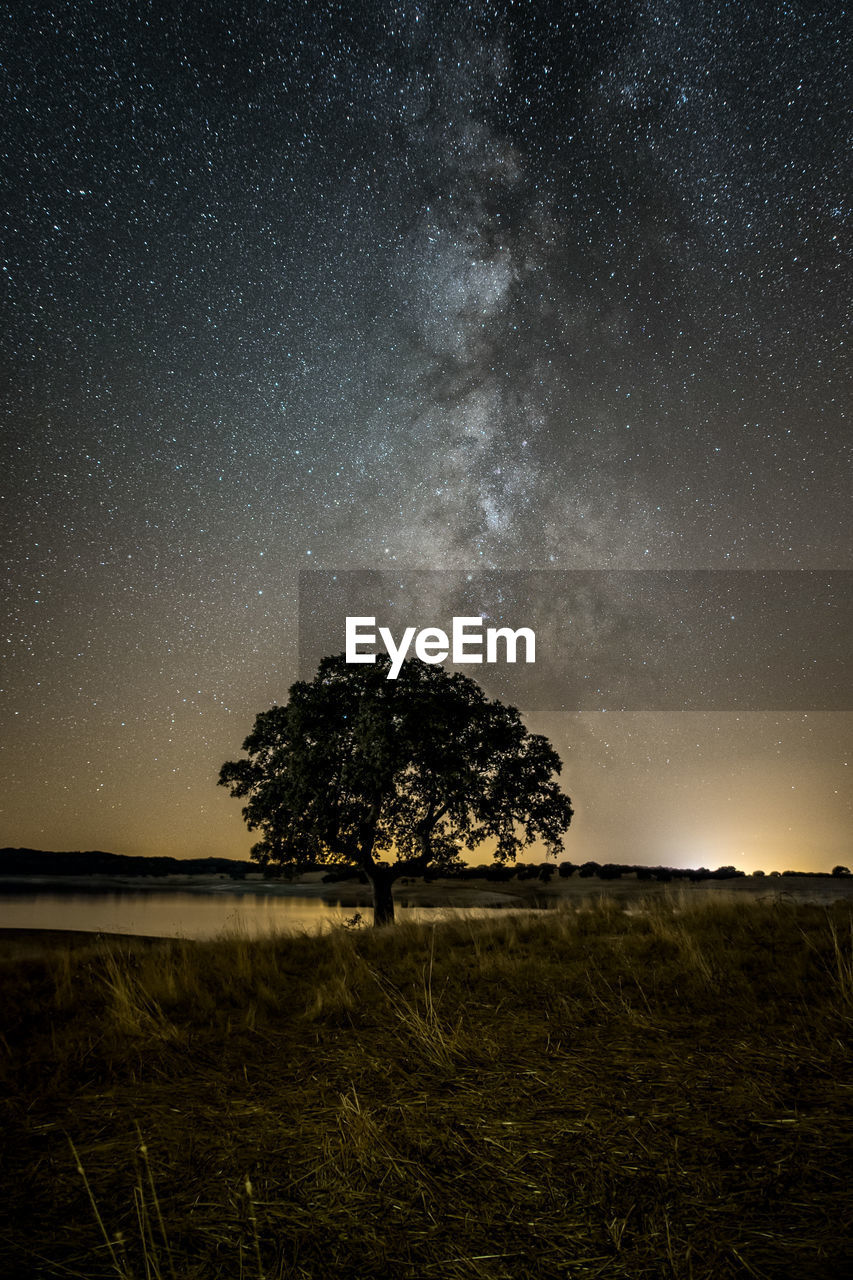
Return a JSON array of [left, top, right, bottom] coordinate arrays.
[[598, 863, 624, 880], [218, 654, 573, 924], [578, 860, 601, 878]]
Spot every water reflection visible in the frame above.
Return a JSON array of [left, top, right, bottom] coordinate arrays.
[[0, 891, 518, 940]]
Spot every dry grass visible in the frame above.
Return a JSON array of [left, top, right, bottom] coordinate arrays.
[[1, 897, 852, 1278]]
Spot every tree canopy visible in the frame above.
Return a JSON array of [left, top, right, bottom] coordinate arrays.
[[218, 654, 573, 924]]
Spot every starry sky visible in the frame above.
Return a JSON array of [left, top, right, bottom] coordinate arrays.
[[2, 0, 850, 872]]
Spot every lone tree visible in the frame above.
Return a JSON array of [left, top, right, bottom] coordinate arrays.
[[218, 653, 573, 924]]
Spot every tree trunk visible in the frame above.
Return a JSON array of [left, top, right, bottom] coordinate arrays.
[[368, 866, 396, 926]]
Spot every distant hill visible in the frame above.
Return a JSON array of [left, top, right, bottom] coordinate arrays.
[[0, 848, 254, 878], [1, 848, 842, 882]]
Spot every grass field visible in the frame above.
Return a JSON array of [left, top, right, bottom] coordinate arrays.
[[1, 895, 852, 1278]]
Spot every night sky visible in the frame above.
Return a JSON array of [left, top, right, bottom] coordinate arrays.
[[2, 1, 850, 872]]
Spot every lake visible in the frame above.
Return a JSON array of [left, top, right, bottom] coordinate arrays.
[[0, 889, 517, 940], [3, 877, 847, 943]]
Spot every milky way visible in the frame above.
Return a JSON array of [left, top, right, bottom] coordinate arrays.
[[2, 1, 850, 869]]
